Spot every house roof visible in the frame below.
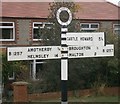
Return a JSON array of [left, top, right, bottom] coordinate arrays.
[[75, 2, 119, 20], [2, 2, 50, 19], [2, 2, 119, 20]]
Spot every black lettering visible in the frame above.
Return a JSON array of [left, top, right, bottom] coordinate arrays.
[[28, 48, 52, 52], [66, 37, 78, 41], [13, 52, 22, 56], [94, 52, 97, 56], [27, 55, 32, 58], [9, 52, 12, 56], [106, 49, 113, 52], [13, 52, 16, 55], [103, 49, 105, 52], [69, 53, 84, 57], [99, 37, 103, 41], [27, 54, 49, 59], [80, 37, 93, 41], [20, 52, 22, 55], [69, 46, 91, 51], [55, 54, 58, 57]]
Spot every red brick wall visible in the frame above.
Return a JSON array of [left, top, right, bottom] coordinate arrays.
[[29, 92, 61, 101], [28, 87, 120, 101], [13, 85, 28, 102], [104, 87, 119, 96]]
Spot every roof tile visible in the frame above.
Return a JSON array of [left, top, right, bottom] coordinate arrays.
[[2, 2, 119, 20]]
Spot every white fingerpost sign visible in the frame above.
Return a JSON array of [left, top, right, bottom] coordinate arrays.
[[68, 45, 114, 58], [8, 46, 61, 61], [66, 32, 105, 46]]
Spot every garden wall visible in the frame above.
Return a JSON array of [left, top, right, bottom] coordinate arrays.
[[28, 87, 120, 101]]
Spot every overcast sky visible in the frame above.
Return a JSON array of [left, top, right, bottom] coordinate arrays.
[[106, 0, 120, 6]]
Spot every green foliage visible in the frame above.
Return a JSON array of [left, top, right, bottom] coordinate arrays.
[[49, 2, 78, 19], [36, 2, 79, 46], [1, 53, 29, 84]]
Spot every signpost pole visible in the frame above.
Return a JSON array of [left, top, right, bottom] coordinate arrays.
[[56, 7, 72, 104], [61, 26, 68, 104]]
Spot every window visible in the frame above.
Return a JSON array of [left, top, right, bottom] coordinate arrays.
[[0, 22, 15, 41], [8, 72, 15, 80], [80, 23, 99, 32], [30, 60, 45, 80], [113, 24, 120, 35], [33, 22, 53, 41]]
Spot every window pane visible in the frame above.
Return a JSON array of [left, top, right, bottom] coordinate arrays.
[[91, 24, 98, 28], [36, 64, 43, 79], [8, 72, 14, 78], [81, 30, 96, 32], [0, 28, 13, 39], [114, 30, 120, 35], [30, 61, 44, 80], [81, 24, 89, 28], [33, 22, 53, 40], [0, 23, 13, 26], [114, 25, 120, 28], [36, 60, 44, 63], [45, 24, 53, 29], [34, 24, 43, 28], [33, 29, 39, 39], [33, 28, 44, 39]]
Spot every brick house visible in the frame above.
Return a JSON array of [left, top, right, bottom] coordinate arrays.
[[1, 1, 120, 80]]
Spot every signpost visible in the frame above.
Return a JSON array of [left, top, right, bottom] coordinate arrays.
[[7, 46, 61, 61], [7, 7, 114, 104], [65, 32, 105, 46], [68, 45, 114, 58]]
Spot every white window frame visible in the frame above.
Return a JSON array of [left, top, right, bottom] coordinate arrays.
[[8, 72, 15, 80], [30, 60, 46, 80], [113, 24, 120, 34], [80, 23, 99, 31], [32, 22, 53, 41], [0, 22, 15, 41]]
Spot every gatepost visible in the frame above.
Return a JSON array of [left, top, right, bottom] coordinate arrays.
[[12, 81, 28, 102]]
